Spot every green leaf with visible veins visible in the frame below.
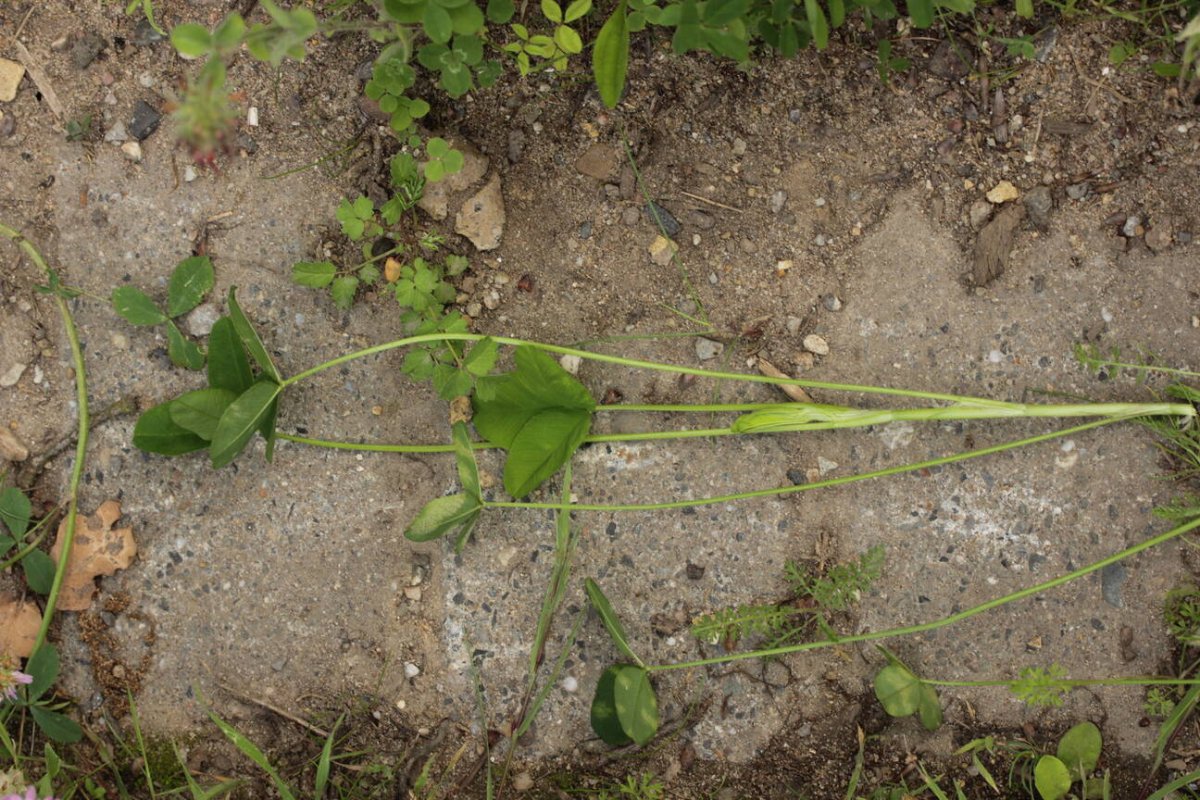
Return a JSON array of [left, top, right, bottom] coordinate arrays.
[[133, 402, 209, 455], [227, 287, 281, 383], [169, 388, 237, 440], [404, 493, 482, 542], [473, 346, 595, 497], [210, 380, 282, 468], [613, 665, 659, 745], [207, 317, 253, 394], [0, 486, 31, 537], [111, 286, 167, 326], [167, 255, 215, 317]]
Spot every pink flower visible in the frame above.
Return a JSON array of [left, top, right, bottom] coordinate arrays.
[[1, 667, 32, 702], [2, 788, 56, 800]]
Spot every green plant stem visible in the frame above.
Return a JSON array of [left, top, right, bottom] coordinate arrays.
[[0, 224, 90, 661], [0, 511, 58, 573], [647, 514, 1200, 673], [923, 676, 1200, 689], [281, 332, 1012, 404], [487, 416, 1125, 513]]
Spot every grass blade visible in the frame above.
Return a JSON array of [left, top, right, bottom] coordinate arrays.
[[206, 707, 297, 800]]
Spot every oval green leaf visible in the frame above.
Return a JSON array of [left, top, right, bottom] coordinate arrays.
[[170, 23, 213, 58], [453, 422, 482, 501], [111, 286, 167, 326], [22, 549, 55, 595], [169, 388, 237, 440], [30, 706, 82, 744], [26, 642, 60, 699], [908, 0, 934, 27], [504, 408, 591, 499], [167, 255, 215, 317], [804, 0, 829, 48], [917, 684, 943, 731], [1034, 755, 1071, 800], [212, 13, 246, 53], [614, 665, 659, 745], [1057, 721, 1101, 775], [592, 3, 629, 108], [541, 0, 563, 22], [0, 486, 31, 537], [404, 493, 482, 542], [555, 24, 583, 54], [424, 3, 454, 43], [210, 381, 283, 468], [585, 578, 642, 667], [874, 663, 921, 718], [590, 664, 633, 746], [227, 287, 281, 383], [133, 402, 209, 456], [487, 0, 515, 22], [207, 317, 253, 394], [167, 321, 205, 370]]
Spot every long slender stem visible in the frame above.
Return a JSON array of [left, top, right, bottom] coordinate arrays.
[[647, 515, 1200, 672], [486, 416, 1126, 513], [0, 224, 90, 661], [280, 333, 1029, 405], [923, 676, 1200, 689]]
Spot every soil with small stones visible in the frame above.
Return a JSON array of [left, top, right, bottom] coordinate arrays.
[[3, 1, 1200, 798]]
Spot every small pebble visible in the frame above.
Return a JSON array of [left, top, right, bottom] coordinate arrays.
[[0, 428, 29, 461], [695, 338, 724, 361], [986, 180, 1019, 204], [622, 206, 641, 226], [120, 141, 142, 162], [785, 316, 802, 335], [104, 122, 128, 143], [968, 199, 993, 229], [128, 100, 162, 141], [561, 676, 578, 693], [1121, 216, 1141, 238], [822, 294, 843, 312], [769, 190, 787, 214], [137, 71, 155, 88], [403, 662, 421, 679], [648, 235, 678, 266], [247, 106, 259, 127], [513, 773, 534, 792], [559, 354, 582, 375], [183, 165, 197, 182], [814, 234, 828, 247], [577, 220, 592, 239], [1066, 182, 1090, 200], [644, 202, 681, 237], [802, 334, 829, 356], [732, 137, 747, 156]]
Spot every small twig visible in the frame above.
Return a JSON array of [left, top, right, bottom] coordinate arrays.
[[678, 190, 743, 213], [211, 678, 331, 739], [13, 5, 35, 39], [5, 39, 65, 119]]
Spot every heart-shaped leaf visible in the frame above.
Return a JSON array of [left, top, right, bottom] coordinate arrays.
[[167, 255, 214, 317], [169, 388, 237, 440], [614, 664, 658, 745], [590, 664, 633, 746], [585, 578, 642, 667], [210, 381, 283, 468], [133, 402, 209, 455]]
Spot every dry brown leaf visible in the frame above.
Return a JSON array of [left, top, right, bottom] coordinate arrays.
[[50, 500, 137, 611], [0, 595, 43, 658], [757, 357, 815, 403]]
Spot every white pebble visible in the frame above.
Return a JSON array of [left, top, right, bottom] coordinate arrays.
[[987, 349, 1003, 363], [559, 354, 582, 375], [1100, 307, 1114, 323], [183, 165, 197, 182], [404, 662, 420, 679], [120, 141, 142, 162], [247, 106, 259, 126], [802, 334, 830, 356], [561, 675, 578, 693]]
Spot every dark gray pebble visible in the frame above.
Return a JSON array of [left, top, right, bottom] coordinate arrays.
[[132, 17, 167, 46], [71, 32, 106, 70], [129, 100, 162, 141], [645, 202, 680, 237]]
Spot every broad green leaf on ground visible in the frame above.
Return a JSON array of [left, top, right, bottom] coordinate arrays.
[[1057, 721, 1101, 775], [207, 317, 254, 394], [169, 388, 237, 440], [227, 287, 281, 383], [590, 664, 633, 746], [22, 549, 55, 594], [917, 684, 942, 731], [167, 321, 205, 370], [1034, 755, 1071, 800], [167, 255, 214, 317], [133, 402, 209, 455], [30, 707, 82, 744], [292, 260, 336, 288], [585, 578, 642, 666], [613, 664, 659, 745], [111, 286, 167, 326], [874, 663, 921, 717], [503, 408, 591, 498], [403, 493, 482, 542], [0, 486, 31, 537], [210, 380, 283, 468], [473, 346, 595, 497], [453, 422, 481, 500], [26, 642, 60, 699], [593, 2, 628, 108]]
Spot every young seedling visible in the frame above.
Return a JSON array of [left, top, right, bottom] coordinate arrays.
[[110, 255, 215, 370]]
